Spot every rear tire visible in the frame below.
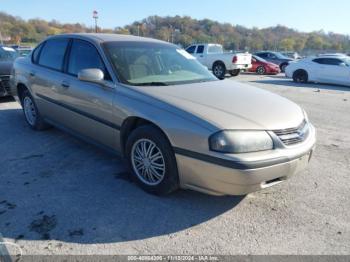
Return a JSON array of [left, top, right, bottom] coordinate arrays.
[[229, 69, 241, 77], [125, 125, 179, 195], [293, 70, 308, 83], [21, 89, 50, 130], [256, 66, 266, 75], [212, 62, 226, 79]]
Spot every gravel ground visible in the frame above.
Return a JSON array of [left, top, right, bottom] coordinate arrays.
[[0, 73, 349, 256]]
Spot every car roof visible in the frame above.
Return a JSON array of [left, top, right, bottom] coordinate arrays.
[[256, 51, 278, 54], [46, 33, 172, 46]]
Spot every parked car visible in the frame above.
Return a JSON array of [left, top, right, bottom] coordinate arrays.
[[285, 56, 350, 86], [185, 43, 252, 79], [0, 46, 18, 97], [11, 34, 316, 196], [249, 55, 280, 75], [254, 51, 294, 72]]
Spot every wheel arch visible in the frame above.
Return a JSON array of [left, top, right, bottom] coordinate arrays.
[[120, 116, 172, 157], [212, 60, 225, 70], [17, 83, 30, 105], [293, 68, 308, 77]]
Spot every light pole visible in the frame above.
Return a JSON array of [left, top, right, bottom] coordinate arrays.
[[93, 10, 98, 33]]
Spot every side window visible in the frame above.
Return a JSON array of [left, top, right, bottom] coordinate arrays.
[[257, 53, 267, 58], [186, 46, 196, 54], [32, 43, 45, 64], [313, 58, 324, 64], [268, 53, 277, 59], [323, 58, 342, 65], [38, 39, 69, 71], [67, 39, 107, 78], [327, 58, 342, 66], [196, 45, 204, 54]]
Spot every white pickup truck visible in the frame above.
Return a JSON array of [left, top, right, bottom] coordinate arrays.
[[185, 43, 252, 79]]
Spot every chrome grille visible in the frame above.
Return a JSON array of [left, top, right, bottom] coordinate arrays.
[[273, 120, 309, 146]]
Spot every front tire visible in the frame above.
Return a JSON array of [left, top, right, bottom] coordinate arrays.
[[293, 70, 308, 83], [21, 89, 50, 130], [125, 125, 179, 195], [229, 69, 241, 77], [212, 62, 226, 79]]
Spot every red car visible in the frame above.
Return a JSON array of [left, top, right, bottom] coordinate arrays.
[[249, 55, 281, 75]]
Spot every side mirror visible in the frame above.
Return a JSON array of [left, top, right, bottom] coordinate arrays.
[[339, 62, 347, 67], [78, 68, 104, 84]]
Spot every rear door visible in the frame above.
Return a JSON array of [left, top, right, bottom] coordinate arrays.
[[317, 58, 349, 85], [30, 38, 70, 121], [57, 38, 118, 149]]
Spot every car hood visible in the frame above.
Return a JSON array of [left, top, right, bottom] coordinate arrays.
[[133, 80, 304, 130], [0, 61, 13, 75]]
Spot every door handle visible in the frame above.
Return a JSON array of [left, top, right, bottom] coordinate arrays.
[[29, 71, 36, 77], [61, 81, 70, 88]]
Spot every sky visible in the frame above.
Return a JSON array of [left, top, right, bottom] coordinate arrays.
[[1, 0, 350, 35]]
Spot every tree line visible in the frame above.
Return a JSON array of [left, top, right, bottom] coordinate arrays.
[[1, 12, 349, 54]]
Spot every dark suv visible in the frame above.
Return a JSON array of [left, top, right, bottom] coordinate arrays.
[[254, 51, 294, 72], [0, 46, 18, 97]]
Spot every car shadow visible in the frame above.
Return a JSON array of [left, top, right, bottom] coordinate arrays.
[[0, 108, 244, 244], [251, 79, 350, 92]]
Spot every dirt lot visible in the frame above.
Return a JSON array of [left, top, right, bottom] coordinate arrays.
[[0, 73, 349, 255]]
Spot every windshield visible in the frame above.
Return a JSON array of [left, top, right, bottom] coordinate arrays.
[[0, 47, 18, 61], [104, 42, 217, 86]]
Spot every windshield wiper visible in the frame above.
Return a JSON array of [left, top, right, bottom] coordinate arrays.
[[133, 82, 168, 86]]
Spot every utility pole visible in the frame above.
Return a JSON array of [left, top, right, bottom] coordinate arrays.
[[93, 10, 98, 33]]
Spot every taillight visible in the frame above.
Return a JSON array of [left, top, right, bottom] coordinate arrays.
[[232, 56, 238, 63]]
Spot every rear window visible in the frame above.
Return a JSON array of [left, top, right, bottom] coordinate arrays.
[[38, 38, 69, 71]]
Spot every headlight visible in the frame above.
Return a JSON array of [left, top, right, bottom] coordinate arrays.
[[209, 131, 273, 153]]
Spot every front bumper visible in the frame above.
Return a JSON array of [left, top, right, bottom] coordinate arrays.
[[176, 124, 316, 196]]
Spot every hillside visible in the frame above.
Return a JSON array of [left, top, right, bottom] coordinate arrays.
[[1, 12, 349, 53]]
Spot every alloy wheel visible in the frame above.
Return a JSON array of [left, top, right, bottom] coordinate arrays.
[[131, 138, 166, 186], [23, 96, 37, 126]]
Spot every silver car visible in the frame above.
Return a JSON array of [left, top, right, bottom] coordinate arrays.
[[11, 34, 316, 196]]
